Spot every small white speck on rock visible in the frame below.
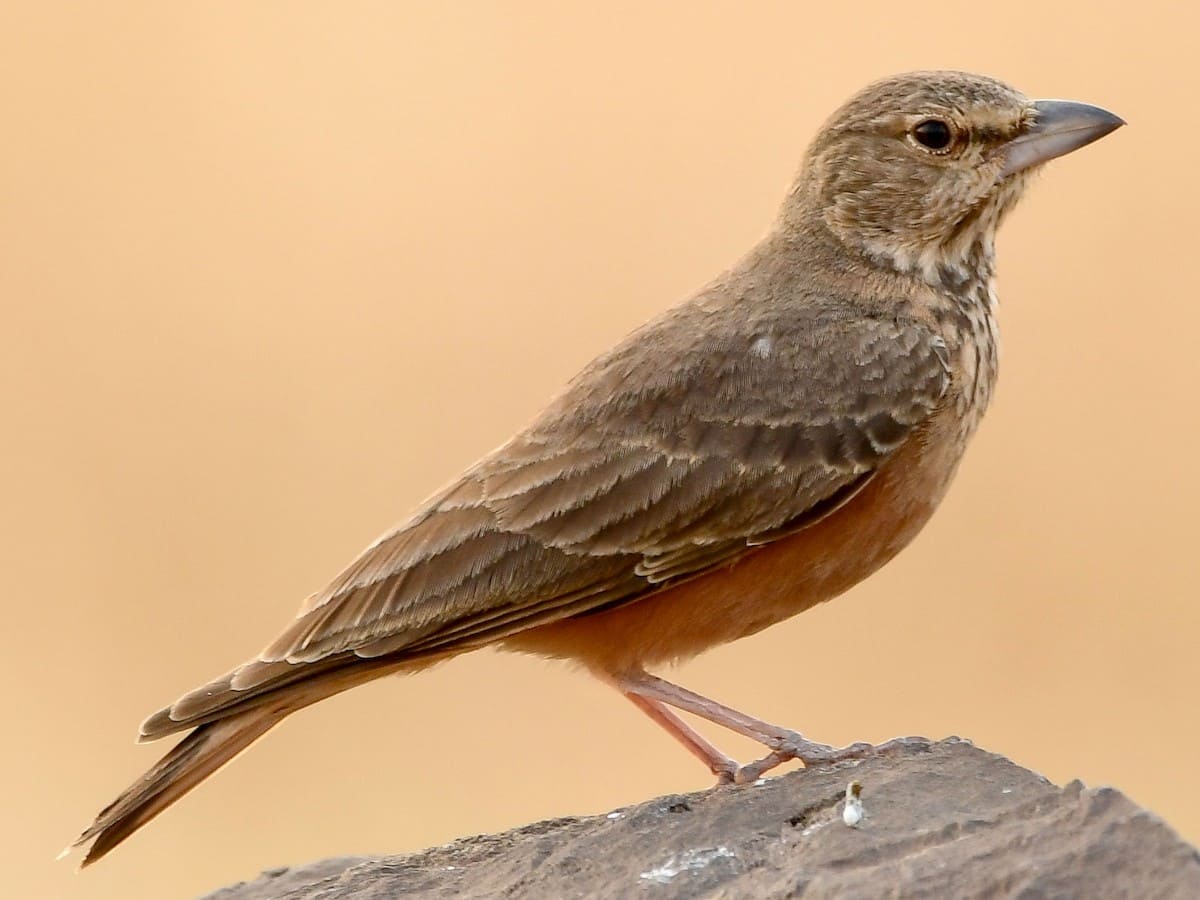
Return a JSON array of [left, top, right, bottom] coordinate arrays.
[[750, 335, 774, 358], [842, 780, 865, 827], [639, 847, 737, 884]]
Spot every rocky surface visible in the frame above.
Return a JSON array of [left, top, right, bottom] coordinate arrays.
[[205, 738, 1200, 899]]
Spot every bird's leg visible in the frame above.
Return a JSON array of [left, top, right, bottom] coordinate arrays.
[[618, 671, 874, 782], [623, 692, 739, 784]]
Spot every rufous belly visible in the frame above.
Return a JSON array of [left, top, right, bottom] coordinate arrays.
[[503, 414, 965, 676]]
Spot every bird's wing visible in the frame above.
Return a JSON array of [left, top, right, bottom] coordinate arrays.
[[144, 307, 949, 738]]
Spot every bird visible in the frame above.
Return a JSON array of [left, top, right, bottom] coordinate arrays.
[[68, 70, 1123, 866]]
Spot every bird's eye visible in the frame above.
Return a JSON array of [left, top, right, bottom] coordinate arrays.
[[911, 119, 954, 152]]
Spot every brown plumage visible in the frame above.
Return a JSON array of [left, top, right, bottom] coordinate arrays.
[[69, 71, 1122, 865]]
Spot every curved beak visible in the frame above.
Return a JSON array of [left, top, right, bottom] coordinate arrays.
[[1000, 99, 1125, 177]]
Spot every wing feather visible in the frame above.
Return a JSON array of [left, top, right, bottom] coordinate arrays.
[[146, 304, 951, 737]]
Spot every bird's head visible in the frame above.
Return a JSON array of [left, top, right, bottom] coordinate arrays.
[[789, 71, 1123, 283]]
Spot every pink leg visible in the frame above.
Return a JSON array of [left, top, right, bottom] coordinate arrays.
[[618, 670, 875, 783], [624, 692, 739, 784]]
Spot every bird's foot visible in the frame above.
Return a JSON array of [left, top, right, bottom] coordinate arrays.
[[731, 735, 936, 783], [733, 735, 876, 784], [713, 762, 738, 786], [617, 670, 928, 785]]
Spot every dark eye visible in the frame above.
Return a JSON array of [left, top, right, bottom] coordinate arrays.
[[912, 119, 953, 151]]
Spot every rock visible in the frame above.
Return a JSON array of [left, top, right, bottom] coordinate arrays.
[[203, 738, 1200, 899]]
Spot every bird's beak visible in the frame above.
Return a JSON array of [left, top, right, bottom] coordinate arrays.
[[1000, 99, 1125, 177]]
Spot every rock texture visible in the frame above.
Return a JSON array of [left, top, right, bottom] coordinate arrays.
[[205, 738, 1199, 899]]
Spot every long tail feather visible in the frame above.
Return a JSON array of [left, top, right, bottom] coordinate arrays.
[[68, 705, 286, 867]]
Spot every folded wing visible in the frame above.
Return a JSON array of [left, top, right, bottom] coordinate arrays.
[[143, 306, 949, 739]]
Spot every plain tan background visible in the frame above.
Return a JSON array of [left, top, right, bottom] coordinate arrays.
[[4, 3, 1196, 898]]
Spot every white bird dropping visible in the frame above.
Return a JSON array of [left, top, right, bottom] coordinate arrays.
[[842, 781, 865, 827]]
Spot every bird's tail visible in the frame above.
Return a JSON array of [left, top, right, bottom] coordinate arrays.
[[66, 704, 287, 867]]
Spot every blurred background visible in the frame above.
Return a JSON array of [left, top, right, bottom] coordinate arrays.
[[3, 3, 1196, 898]]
